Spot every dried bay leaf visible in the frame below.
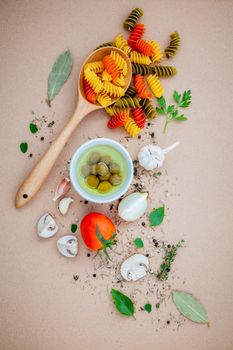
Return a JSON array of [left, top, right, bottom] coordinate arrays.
[[47, 50, 72, 105], [172, 290, 209, 325]]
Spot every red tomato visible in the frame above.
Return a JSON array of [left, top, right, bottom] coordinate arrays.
[[80, 212, 116, 252]]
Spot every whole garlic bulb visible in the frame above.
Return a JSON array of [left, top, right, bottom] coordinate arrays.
[[118, 192, 148, 222], [138, 142, 179, 170]]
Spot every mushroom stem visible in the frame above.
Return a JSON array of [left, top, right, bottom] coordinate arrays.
[[162, 142, 180, 154]]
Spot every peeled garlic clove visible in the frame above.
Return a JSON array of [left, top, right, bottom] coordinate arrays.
[[37, 213, 59, 238], [138, 143, 179, 170], [53, 177, 71, 201], [57, 235, 78, 258], [120, 254, 149, 281], [118, 192, 148, 222], [58, 197, 73, 215]]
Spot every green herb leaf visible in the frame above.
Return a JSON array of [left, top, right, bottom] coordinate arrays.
[[155, 107, 165, 115], [47, 50, 73, 104], [156, 302, 160, 309], [171, 110, 179, 119], [173, 90, 181, 103], [149, 206, 165, 227], [111, 289, 135, 318], [71, 224, 77, 233], [144, 303, 152, 313], [172, 290, 209, 325], [134, 237, 144, 248], [29, 123, 38, 134], [20, 142, 28, 154], [157, 96, 166, 109], [167, 105, 175, 113], [175, 115, 188, 121], [179, 90, 192, 108]]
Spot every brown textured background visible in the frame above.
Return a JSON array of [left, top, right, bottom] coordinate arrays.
[[1, 0, 233, 349]]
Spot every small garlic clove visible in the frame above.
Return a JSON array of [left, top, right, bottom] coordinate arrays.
[[53, 177, 71, 201], [118, 192, 148, 222], [58, 197, 73, 215], [57, 235, 78, 258], [37, 213, 59, 238], [120, 254, 149, 282]]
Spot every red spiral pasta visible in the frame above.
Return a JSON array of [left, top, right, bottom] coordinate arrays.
[[134, 74, 152, 99], [131, 107, 146, 128], [128, 23, 145, 48], [135, 39, 154, 56], [83, 78, 97, 104], [103, 55, 119, 80], [107, 111, 129, 129]]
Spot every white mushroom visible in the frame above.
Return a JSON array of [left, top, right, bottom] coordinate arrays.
[[120, 254, 149, 282], [57, 235, 78, 258], [37, 213, 59, 238], [58, 197, 74, 215], [138, 142, 180, 170]]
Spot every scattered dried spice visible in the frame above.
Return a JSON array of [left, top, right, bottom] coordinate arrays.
[[47, 121, 55, 128], [156, 240, 184, 281], [73, 275, 79, 281]]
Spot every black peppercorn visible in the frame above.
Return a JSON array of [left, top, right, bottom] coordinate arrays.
[[93, 273, 96, 278], [40, 137, 44, 141]]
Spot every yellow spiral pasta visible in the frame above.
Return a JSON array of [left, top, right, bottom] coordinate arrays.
[[147, 74, 164, 98], [113, 74, 126, 87], [114, 34, 132, 55], [96, 92, 112, 107], [110, 50, 127, 76], [148, 40, 163, 62], [130, 51, 151, 65], [124, 117, 141, 137], [105, 106, 130, 117], [103, 81, 125, 97], [84, 68, 103, 93], [84, 61, 104, 73], [102, 70, 112, 81]]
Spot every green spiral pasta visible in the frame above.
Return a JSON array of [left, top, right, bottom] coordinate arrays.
[[140, 99, 157, 119], [164, 32, 180, 58], [132, 63, 153, 75], [124, 86, 137, 98], [95, 42, 115, 50], [151, 65, 177, 77], [123, 8, 144, 31], [114, 96, 141, 108]]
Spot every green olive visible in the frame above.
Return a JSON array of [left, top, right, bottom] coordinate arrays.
[[109, 162, 120, 174], [81, 164, 91, 177], [100, 155, 112, 165], [99, 172, 111, 181], [97, 181, 112, 193], [86, 175, 99, 188], [109, 174, 122, 186], [96, 162, 109, 176], [88, 151, 101, 165], [90, 164, 97, 175]]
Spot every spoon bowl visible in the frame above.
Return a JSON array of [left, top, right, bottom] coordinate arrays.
[[15, 47, 132, 208]]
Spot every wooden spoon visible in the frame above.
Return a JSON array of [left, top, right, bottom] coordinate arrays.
[[15, 47, 132, 208]]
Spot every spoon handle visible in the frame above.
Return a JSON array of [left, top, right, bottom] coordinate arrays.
[[15, 102, 93, 208]]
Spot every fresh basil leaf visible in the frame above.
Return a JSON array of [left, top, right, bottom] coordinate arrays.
[[173, 90, 181, 103], [134, 237, 144, 248], [47, 50, 73, 104], [156, 107, 165, 115], [20, 142, 28, 154], [172, 290, 209, 325], [111, 289, 135, 318], [29, 123, 38, 134], [176, 115, 187, 121], [149, 206, 165, 227], [167, 105, 175, 113], [71, 224, 77, 233], [144, 303, 152, 313]]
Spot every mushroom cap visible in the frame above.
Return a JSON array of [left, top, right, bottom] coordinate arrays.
[[120, 254, 149, 281]]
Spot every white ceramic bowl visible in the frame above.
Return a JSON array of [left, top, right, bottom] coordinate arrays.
[[70, 138, 133, 203]]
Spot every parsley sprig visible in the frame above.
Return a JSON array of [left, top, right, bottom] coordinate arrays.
[[156, 90, 192, 133]]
